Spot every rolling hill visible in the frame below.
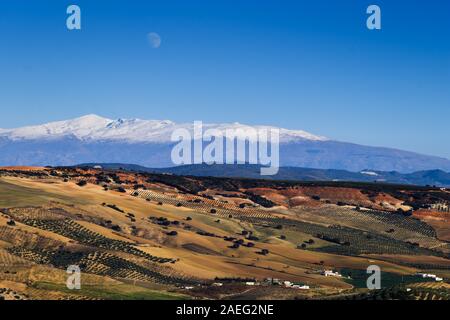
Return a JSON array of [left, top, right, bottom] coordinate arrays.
[[0, 166, 449, 300], [76, 163, 450, 187]]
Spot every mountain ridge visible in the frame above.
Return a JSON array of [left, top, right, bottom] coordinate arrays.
[[0, 114, 328, 143], [73, 163, 450, 187], [1, 114, 450, 173]]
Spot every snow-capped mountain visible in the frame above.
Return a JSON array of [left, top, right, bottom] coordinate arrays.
[[1, 114, 450, 173], [0, 114, 327, 143]]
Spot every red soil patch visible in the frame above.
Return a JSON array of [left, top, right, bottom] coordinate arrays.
[[374, 193, 403, 205], [246, 188, 297, 207], [248, 186, 383, 209], [413, 209, 450, 220], [414, 209, 450, 242]]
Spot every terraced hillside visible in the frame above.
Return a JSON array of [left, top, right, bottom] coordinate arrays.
[[0, 166, 448, 300]]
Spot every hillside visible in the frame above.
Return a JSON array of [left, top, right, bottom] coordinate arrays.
[[0, 166, 449, 300], [77, 163, 450, 187]]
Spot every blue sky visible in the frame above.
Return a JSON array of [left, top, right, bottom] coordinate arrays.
[[0, 0, 449, 158]]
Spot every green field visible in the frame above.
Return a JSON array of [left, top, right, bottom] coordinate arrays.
[[340, 268, 429, 289], [32, 281, 189, 300]]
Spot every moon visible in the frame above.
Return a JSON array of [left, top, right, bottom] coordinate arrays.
[[147, 32, 161, 48]]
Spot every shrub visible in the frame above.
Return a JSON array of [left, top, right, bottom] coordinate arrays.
[[243, 192, 276, 208], [111, 224, 121, 231], [77, 180, 87, 187], [106, 204, 124, 213]]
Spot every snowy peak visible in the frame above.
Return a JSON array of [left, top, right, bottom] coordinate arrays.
[[0, 114, 328, 143], [1, 115, 450, 173], [0, 114, 112, 141]]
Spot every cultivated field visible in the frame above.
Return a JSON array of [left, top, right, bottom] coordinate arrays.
[[0, 167, 448, 300]]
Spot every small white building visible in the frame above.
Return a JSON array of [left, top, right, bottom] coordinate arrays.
[[322, 270, 342, 277], [291, 284, 310, 290], [417, 273, 443, 281], [298, 285, 310, 290], [266, 278, 282, 285]]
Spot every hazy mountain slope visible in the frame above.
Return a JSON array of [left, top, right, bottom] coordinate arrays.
[[76, 163, 450, 187], [278, 141, 450, 173]]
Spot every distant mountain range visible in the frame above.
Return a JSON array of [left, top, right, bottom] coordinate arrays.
[[1, 114, 450, 173], [76, 163, 450, 187]]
